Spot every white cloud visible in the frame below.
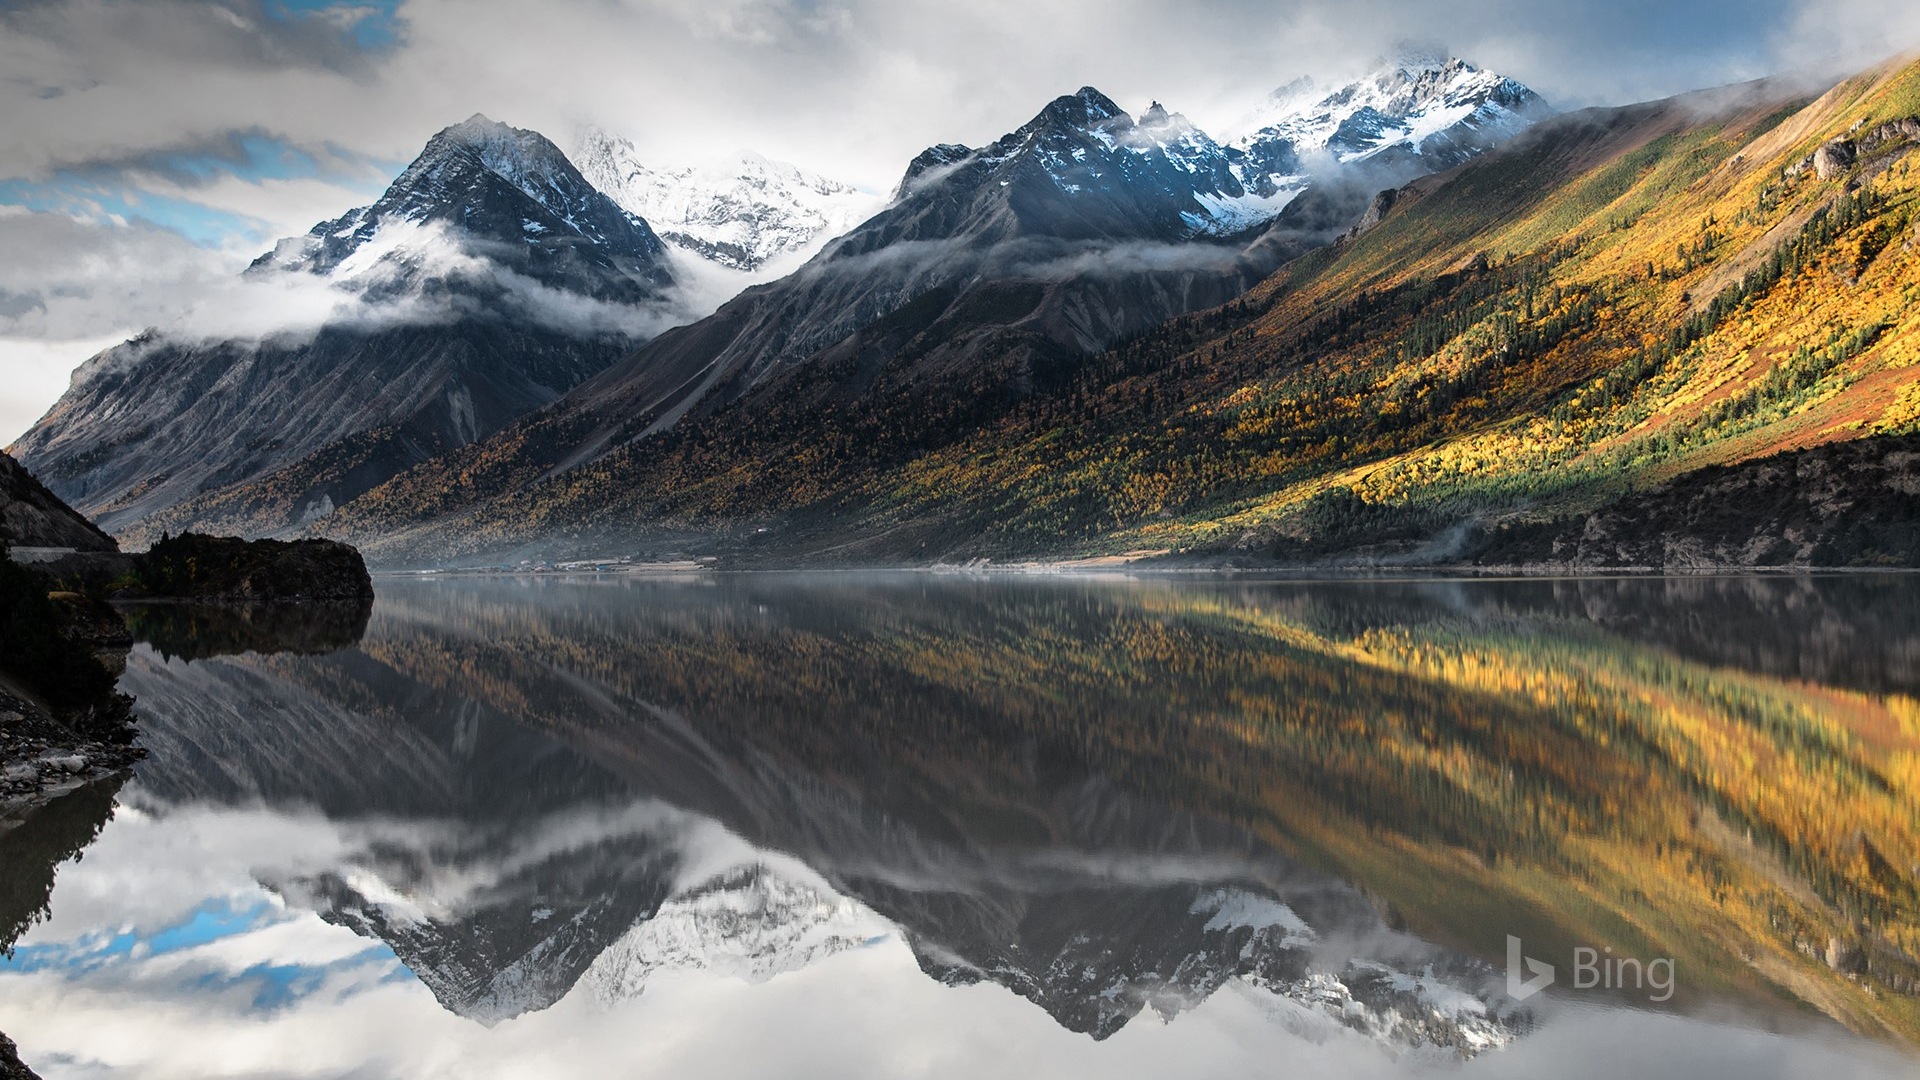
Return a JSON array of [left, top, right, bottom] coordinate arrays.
[[0, 334, 127, 447]]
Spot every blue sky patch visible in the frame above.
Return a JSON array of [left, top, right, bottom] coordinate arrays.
[[0, 896, 280, 975], [0, 131, 400, 248], [263, 0, 408, 51], [0, 176, 276, 247], [0, 893, 405, 1014]]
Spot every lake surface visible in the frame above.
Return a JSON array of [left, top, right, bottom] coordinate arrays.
[[3, 573, 1918, 1079]]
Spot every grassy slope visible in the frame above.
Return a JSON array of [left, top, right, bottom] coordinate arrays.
[[329, 57, 1920, 564], [878, 63, 1920, 560]]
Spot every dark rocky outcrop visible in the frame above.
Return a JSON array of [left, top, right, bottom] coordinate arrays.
[[1475, 435, 1920, 569], [0, 569, 142, 819], [0, 1031, 42, 1080], [0, 450, 115, 554], [1, 454, 142, 820], [1795, 116, 1920, 180], [0, 552, 136, 749], [126, 533, 374, 602]]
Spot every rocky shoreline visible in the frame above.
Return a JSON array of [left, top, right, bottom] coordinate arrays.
[[0, 682, 143, 826]]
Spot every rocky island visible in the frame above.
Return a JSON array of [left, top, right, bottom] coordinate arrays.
[[1, 450, 374, 823], [122, 532, 375, 603]]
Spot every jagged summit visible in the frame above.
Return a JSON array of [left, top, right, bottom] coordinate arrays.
[[893, 142, 975, 200], [876, 86, 1273, 244], [1026, 85, 1127, 131], [1229, 54, 1550, 194], [251, 115, 671, 298]]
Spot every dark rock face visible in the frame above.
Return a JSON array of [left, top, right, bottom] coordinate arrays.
[[1476, 435, 1920, 568], [11, 116, 677, 542], [128, 533, 374, 602], [0, 557, 135, 750], [0, 1031, 40, 1080], [1814, 138, 1857, 179], [0, 451, 115, 553], [893, 143, 976, 200], [1800, 116, 1920, 180], [0, 452, 142, 813], [27, 323, 652, 542]]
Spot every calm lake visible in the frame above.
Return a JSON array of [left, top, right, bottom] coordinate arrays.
[[2, 573, 1917, 1078]]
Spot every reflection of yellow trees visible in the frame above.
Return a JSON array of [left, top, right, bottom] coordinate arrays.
[[355, 581, 1920, 1045]]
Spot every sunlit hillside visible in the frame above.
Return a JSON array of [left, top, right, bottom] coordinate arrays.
[[864, 59, 1920, 559], [327, 54, 1920, 565]]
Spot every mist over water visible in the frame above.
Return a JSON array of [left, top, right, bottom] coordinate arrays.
[[0, 573, 1916, 1078]]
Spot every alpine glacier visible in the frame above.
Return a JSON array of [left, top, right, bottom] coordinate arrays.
[[572, 127, 884, 272]]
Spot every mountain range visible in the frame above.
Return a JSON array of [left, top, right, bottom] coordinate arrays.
[[14, 49, 1919, 569], [5, 51, 1573, 560], [571, 128, 885, 272], [8, 116, 679, 538], [307, 54, 1920, 569]]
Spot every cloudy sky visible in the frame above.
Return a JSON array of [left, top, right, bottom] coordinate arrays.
[[3, 0, 1920, 444]]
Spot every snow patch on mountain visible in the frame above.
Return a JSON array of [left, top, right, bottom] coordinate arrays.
[[886, 57, 1542, 248], [582, 863, 890, 1004], [1191, 888, 1316, 944], [572, 128, 883, 273], [1227, 55, 1551, 196], [1232, 964, 1517, 1059]]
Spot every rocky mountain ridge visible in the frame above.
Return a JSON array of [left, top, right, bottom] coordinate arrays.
[[317, 59, 1551, 560], [0, 450, 116, 553], [12, 55, 1551, 555]]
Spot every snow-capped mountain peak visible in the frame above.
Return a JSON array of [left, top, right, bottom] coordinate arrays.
[[583, 864, 890, 1004], [571, 127, 883, 272], [1228, 54, 1550, 195], [249, 114, 671, 300], [877, 86, 1290, 242]]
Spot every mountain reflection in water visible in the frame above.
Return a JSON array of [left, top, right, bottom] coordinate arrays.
[[0, 574, 1915, 1079]]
